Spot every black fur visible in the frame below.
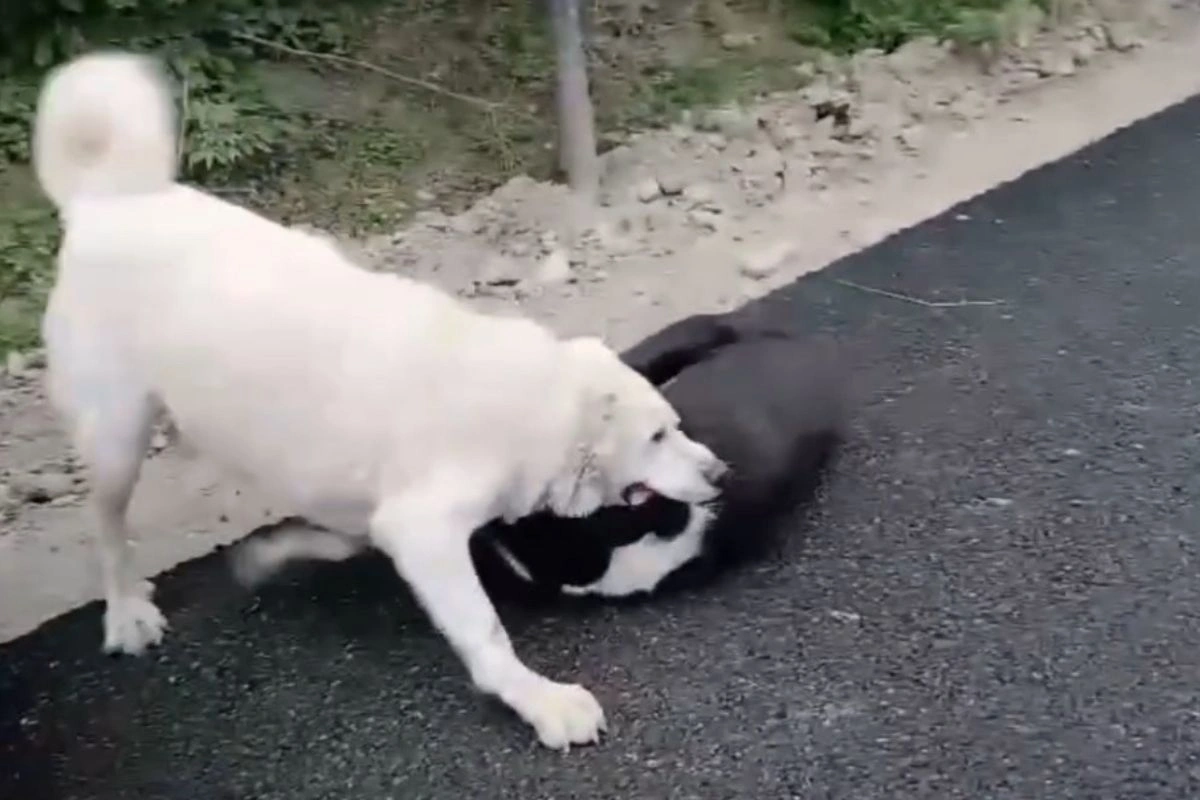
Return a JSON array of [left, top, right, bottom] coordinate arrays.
[[470, 311, 848, 602]]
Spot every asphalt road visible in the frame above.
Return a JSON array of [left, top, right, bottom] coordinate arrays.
[[5, 94, 1200, 800]]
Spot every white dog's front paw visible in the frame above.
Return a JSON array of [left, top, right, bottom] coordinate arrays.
[[102, 580, 168, 655], [516, 679, 607, 751]]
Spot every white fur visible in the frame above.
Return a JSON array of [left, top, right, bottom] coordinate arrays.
[[33, 51, 726, 751]]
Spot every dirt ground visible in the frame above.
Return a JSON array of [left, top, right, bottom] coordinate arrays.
[[2, 0, 1199, 643]]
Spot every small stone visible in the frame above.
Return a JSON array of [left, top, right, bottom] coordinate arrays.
[[1036, 49, 1076, 77], [1103, 21, 1142, 52], [814, 51, 841, 76], [698, 106, 759, 140], [738, 240, 794, 279], [792, 62, 818, 83], [1069, 38, 1097, 66], [841, 112, 876, 140], [415, 189, 436, 203], [635, 177, 661, 203], [539, 231, 559, 250], [534, 249, 572, 285], [5, 351, 27, 377], [800, 81, 851, 112], [829, 609, 861, 624], [11, 471, 76, 504], [687, 209, 722, 232], [668, 123, 693, 142], [720, 31, 757, 50], [477, 254, 524, 287], [897, 124, 925, 152], [151, 430, 170, 452], [656, 172, 686, 196], [885, 35, 946, 77], [682, 183, 716, 208]]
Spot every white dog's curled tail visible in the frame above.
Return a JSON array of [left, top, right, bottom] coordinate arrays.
[[33, 51, 177, 210]]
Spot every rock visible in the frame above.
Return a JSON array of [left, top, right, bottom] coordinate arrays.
[[698, 106, 759, 140], [1102, 21, 1142, 52], [682, 183, 717, 208], [415, 189, 436, 203], [655, 170, 686, 196], [841, 110, 878, 140], [668, 122, 693, 142], [897, 124, 925, 153], [1069, 37, 1097, 66], [476, 254, 524, 287], [885, 36, 947, 77], [792, 62, 818, 83], [534, 248, 572, 285], [814, 51, 842, 76], [687, 209, 722, 232], [635, 177, 662, 203], [151, 429, 170, 453], [1036, 48, 1076, 77], [738, 240, 794, 280], [10, 470, 76, 504], [800, 81, 852, 112], [5, 351, 28, 377], [720, 31, 758, 50]]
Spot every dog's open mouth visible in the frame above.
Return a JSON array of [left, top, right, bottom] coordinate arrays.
[[622, 483, 656, 506]]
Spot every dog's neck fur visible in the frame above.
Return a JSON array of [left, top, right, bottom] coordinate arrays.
[[533, 346, 620, 520], [542, 439, 606, 518]]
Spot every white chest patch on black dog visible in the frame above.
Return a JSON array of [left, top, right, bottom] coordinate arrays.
[[490, 505, 713, 598]]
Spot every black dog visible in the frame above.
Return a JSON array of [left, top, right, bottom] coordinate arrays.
[[231, 312, 847, 601], [470, 312, 847, 601]]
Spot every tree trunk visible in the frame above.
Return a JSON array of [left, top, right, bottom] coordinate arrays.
[[548, 0, 599, 200]]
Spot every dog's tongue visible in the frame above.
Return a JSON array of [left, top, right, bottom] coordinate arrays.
[[625, 484, 654, 506]]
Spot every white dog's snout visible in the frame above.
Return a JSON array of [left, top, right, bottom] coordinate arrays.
[[705, 458, 730, 487]]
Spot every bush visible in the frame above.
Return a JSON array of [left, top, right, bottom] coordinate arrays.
[[788, 0, 1050, 51], [0, 0, 364, 350]]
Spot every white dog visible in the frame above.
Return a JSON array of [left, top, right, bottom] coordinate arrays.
[[32, 51, 727, 750]]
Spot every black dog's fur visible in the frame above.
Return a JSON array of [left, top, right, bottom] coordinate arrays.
[[470, 311, 848, 602]]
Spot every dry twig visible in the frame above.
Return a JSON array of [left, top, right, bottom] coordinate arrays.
[[833, 278, 1004, 309], [229, 31, 504, 113]]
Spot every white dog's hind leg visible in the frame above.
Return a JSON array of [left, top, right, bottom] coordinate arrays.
[[371, 485, 606, 751], [230, 522, 366, 587], [73, 392, 164, 655]]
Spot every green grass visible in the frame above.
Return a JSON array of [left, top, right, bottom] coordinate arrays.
[[785, 0, 1050, 51]]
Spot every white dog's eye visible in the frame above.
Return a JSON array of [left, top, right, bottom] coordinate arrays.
[[650, 427, 667, 443]]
